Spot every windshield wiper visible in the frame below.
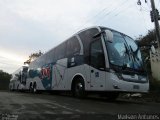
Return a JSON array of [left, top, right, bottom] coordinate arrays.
[[129, 45, 143, 69]]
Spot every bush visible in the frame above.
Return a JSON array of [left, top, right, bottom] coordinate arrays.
[[0, 70, 11, 90]]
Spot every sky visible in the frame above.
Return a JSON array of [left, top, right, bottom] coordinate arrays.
[[0, 0, 160, 74]]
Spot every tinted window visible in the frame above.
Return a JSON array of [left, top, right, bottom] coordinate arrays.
[[55, 42, 67, 60], [51, 48, 56, 63], [45, 52, 51, 64], [79, 28, 99, 55], [42, 54, 47, 66], [66, 36, 80, 57], [90, 38, 105, 70], [45, 49, 56, 64]]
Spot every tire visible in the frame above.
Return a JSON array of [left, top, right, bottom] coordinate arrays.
[[17, 85, 19, 92], [13, 83, 15, 91], [9, 85, 13, 91], [29, 83, 33, 93], [73, 78, 85, 98], [33, 83, 37, 93]]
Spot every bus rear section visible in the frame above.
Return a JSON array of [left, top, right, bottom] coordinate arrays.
[[9, 66, 28, 91]]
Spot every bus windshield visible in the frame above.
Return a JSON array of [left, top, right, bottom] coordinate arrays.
[[104, 31, 144, 72]]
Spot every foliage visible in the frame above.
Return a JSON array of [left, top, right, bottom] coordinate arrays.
[[136, 30, 156, 47], [150, 77, 160, 91], [24, 50, 43, 65], [0, 70, 11, 90], [136, 29, 160, 92], [136, 29, 157, 75]]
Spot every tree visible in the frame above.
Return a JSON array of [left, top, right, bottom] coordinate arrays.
[[136, 29, 160, 91], [24, 50, 43, 65], [0, 70, 11, 90], [136, 29, 157, 75], [136, 30, 156, 47]]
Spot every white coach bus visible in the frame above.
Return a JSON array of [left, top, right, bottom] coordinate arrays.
[[14, 26, 149, 99], [9, 66, 28, 91]]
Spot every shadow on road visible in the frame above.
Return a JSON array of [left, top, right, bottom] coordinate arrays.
[[13, 90, 148, 105]]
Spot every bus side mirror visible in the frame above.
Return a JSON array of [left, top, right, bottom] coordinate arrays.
[[151, 45, 156, 54], [104, 30, 113, 43]]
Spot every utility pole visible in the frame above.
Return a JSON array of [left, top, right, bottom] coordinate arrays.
[[150, 0, 160, 48]]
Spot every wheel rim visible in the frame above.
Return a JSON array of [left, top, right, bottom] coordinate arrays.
[[33, 87, 36, 93], [75, 82, 83, 96], [33, 83, 37, 93]]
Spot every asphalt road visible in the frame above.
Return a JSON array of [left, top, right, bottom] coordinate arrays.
[[0, 91, 160, 120]]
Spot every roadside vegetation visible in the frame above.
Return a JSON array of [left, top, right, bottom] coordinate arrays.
[[0, 51, 42, 91], [136, 29, 160, 92], [0, 70, 11, 90]]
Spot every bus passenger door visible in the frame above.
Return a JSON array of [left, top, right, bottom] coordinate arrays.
[[90, 38, 106, 90]]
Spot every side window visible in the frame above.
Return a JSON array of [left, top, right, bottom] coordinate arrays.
[[51, 48, 56, 63], [45, 52, 50, 65], [18, 71, 21, 81], [54, 48, 58, 61], [37, 55, 46, 67], [79, 28, 99, 64], [66, 37, 80, 57], [90, 38, 105, 70], [45, 49, 56, 64], [55, 42, 66, 60], [79, 28, 99, 53]]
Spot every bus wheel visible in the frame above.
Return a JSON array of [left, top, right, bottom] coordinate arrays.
[[73, 78, 85, 98], [17, 85, 19, 92], [29, 83, 33, 93], [9, 85, 12, 91], [9, 86, 13, 91], [33, 83, 37, 93]]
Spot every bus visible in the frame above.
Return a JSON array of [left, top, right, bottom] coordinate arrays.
[[11, 26, 149, 99], [9, 66, 28, 91]]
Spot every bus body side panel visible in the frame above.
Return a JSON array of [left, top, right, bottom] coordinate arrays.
[[51, 58, 67, 90], [25, 77, 32, 90], [35, 77, 46, 90], [9, 67, 23, 91], [84, 64, 106, 91]]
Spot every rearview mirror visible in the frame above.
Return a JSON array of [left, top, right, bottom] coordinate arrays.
[[104, 30, 113, 43]]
